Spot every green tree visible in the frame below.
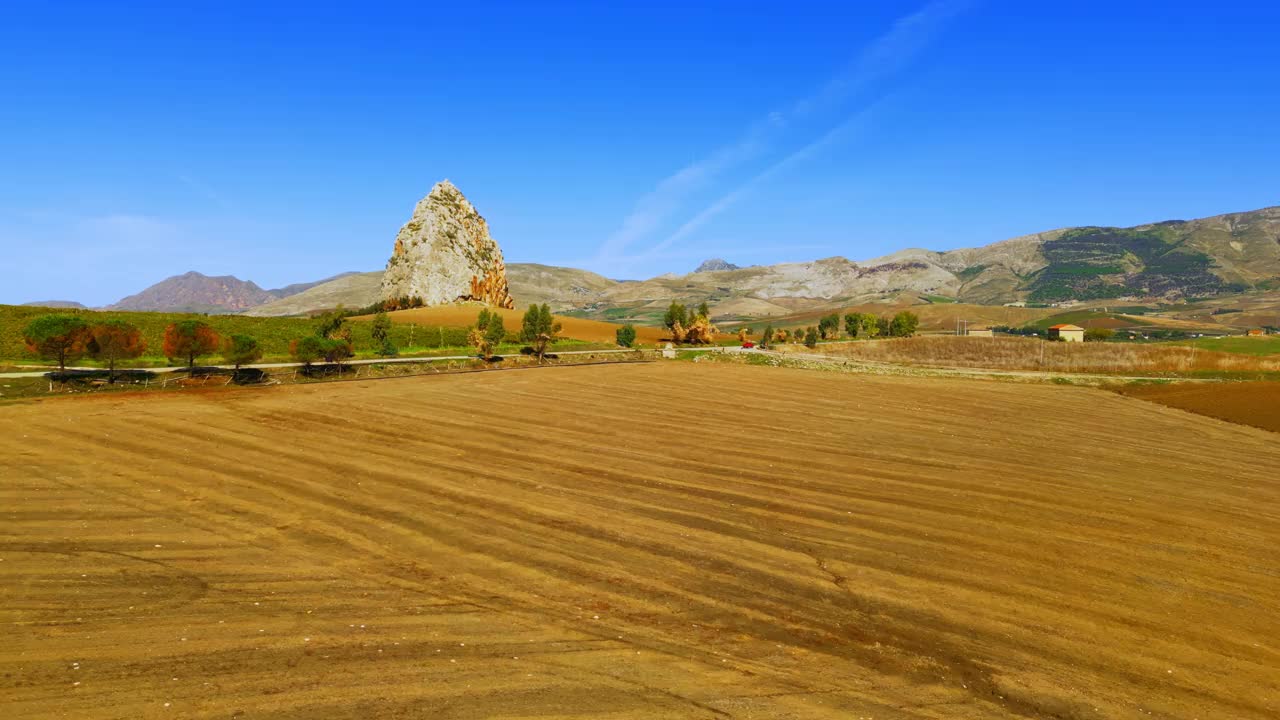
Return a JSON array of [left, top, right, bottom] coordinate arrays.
[[485, 313, 506, 350], [87, 320, 146, 383], [538, 304, 557, 335], [875, 316, 892, 337], [1084, 327, 1115, 342], [371, 311, 396, 356], [697, 301, 710, 319], [323, 337, 354, 366], [616, 324, 637, 348], [889, 311, 920, 337], [531, 305, 561, 361], [223, 334, 263, 370], [471, 308, 506, 359], [804, 327, 819, 348], [760, 325, 774, 348], [290, 336, 350, 369], [520, 305, 541, 342], [22, 314, 91, 372], [818, 313, 841, 340], [291, 336, 325, 368], [315, 306, 348, 339], [844, 313, 859, 337], [663, 302, 688, 331]]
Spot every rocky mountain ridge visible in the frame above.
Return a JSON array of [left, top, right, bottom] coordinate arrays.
[[103, 270, 360, 314], [108, 271, 279, 314], [64, 204, 1280, 317], [695, 258, 740, 272]]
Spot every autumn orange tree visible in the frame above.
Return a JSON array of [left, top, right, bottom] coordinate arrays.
[[87, 321, 146, 383], [22, 314, 91, 373], [163, 320, 220, 371]]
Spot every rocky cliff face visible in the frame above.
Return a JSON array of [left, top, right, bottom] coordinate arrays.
[[380, 181, 515, 308]]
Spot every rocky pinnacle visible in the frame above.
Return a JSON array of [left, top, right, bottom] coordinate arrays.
[[379, 180, 516, 308]]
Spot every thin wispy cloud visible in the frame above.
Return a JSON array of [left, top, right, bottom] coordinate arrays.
[[595, 0, 972, 271], [641, 104, 887, 261]]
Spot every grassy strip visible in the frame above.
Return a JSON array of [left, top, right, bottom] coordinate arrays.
[[0, 304, 600, 367], [0, 350, 654, 402]]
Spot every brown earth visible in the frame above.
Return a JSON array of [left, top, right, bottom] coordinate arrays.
[[1116, 380, 1280, 433], [359, 306, 670, 345], [3, 363, 1279, 719]]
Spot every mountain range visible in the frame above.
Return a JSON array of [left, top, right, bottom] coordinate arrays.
[[39, 205, 1280, 319], [106, 271, 361, 314]]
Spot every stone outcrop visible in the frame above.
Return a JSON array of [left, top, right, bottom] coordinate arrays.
[[695, 258, 740, 272], [379, 180, 515, 308]]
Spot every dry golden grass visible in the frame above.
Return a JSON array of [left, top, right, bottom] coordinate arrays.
[[810, 335, 1280, 374]]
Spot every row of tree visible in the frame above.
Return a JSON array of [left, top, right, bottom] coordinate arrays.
[[469, 305, 566, 361], [747, 311, 921, 351], [22, 314, 262, 382], [831, 311, 919, 339]]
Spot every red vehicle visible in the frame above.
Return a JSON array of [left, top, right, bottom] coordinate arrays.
[[741, 341, 755, 349]]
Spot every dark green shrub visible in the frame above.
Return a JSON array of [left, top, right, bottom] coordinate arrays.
[[616, 324, 637, 348]]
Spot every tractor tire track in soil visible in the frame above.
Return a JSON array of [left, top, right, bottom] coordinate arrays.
[[2, 362, 1279, 718]]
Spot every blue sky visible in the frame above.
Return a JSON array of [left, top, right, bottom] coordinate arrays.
[[2, 1, 1278, 306]]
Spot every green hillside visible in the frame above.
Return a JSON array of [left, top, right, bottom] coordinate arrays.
[[1026, 225, 1236, 302]]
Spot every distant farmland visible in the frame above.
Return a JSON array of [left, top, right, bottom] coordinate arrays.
[[3, 363, 1278, 718], [807, 335, 1280, 375]]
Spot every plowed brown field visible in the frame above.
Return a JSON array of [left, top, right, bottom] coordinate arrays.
[[1117, 380, 1280, 433], [3, 363, 1279, 719]]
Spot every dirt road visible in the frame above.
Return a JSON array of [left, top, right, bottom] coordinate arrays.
[[3, 363, 1278, 718]]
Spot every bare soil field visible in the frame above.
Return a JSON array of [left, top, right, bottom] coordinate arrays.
[[3, 363, 1279, 719], [805, 335, 1280, 375], [1117, 380, 1280, 433], [363, 306, 669, 345]]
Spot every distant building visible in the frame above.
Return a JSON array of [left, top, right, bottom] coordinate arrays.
[[1246, 328, 1265, 337], [1048, 323, 1085, 342], [967, 327, 994, 337], [1003, 301, 1027, 308]]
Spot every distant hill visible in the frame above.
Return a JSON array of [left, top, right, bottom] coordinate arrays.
[[21, 300, 86, 309], [268, 272, 362, 299], [243, 272, 383, 317], [244, 264, 618, 316], [695, 258, 740, 272], [93, 205, 1280, 319], [105, 270, 366, 314], [108, 271, 278, 314]]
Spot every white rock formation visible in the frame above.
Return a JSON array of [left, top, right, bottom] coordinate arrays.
[[380, 180, 515, 308]]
